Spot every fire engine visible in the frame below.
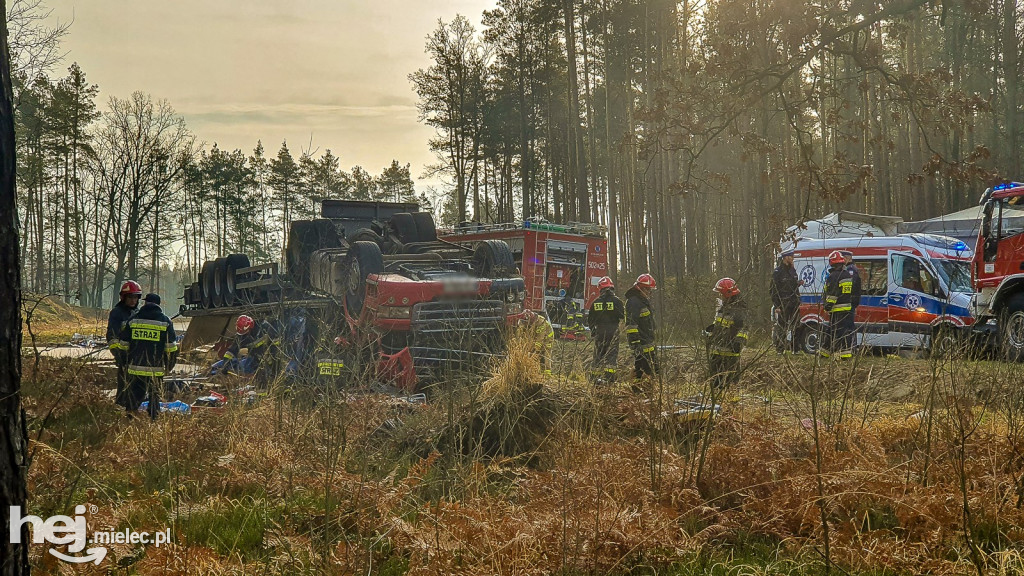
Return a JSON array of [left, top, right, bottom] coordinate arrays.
[[179, 200, 525, 391], [440, 219, 608, 337], [971, 182, 1024, 360]]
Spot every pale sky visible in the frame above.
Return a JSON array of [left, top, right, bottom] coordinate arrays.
[[46, 0, 497, 189]]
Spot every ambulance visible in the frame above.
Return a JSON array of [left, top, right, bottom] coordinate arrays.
[[780, 234, 975, 353]]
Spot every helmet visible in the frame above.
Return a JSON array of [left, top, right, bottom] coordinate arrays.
[[635, 274, 657, 290], [235, 315, 256, 336], [828, 250, 845, 265], [119, 280, 142, 298], [597, 276, 614, 290], [714, 277, 740, 298]]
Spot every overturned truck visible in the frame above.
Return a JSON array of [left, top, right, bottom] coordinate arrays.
[[180, 200, 526, 391]]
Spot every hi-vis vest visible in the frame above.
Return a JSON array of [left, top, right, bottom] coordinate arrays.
[[119, 306, 177, 377]]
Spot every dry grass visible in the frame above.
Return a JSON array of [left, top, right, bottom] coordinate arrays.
[[19, 346, 1024, 575]]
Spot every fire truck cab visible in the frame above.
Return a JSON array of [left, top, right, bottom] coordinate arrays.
[[440, 220, 609, 337], [972, 182, 1024, 360]]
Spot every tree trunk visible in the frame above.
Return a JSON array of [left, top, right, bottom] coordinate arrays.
[[0, 1, 30, 572]]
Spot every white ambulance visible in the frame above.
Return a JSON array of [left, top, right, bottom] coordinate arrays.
[[780, 234, 974, 353]]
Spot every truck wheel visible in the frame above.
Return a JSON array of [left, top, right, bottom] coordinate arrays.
[[223, 254, 251, 306], [288, 219, 343, 289], [391, 213, 419, 244], [211, 257, 228, 308], [412, 212, 437, 242], [200, 260, 216, 308], [344, 241, 384, 318], [1000, 294, 1024, 362], [473, 239, 516, 278], [798, 323, 821, 355]]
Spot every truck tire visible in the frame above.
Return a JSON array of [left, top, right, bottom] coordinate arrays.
[[1000, 294, 1024, 362], [288, 219, 343, 289], [223, 253, 251, 307], [200, 260, 216, 308], [391, 213, 419, 244], [412, 212, 437, 242], [472, 239, 516, 278], [344, 241, 384, 318], [211, 257, 228, 308]]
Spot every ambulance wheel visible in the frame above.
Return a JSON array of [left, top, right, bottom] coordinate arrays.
[[344, 241, 384, 318], [1000, 294, 1024, 362], [930, 324, 961, 359], [798, 323, 821, 355], [473, 239, 516, 278]]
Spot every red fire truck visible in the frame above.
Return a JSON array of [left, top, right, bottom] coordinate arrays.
[[440, 220, 609, 337]]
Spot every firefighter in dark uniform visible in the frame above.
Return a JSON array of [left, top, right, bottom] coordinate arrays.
[[218, 315, 276, 376], [625, 273, 658, 381], [522, 309, 555, 374], [822, 250, 860, 358], [107, 280, 142, 407], [703, 278, 748, 391], [559, 293, 584, 339], [588, 276, 624, 383], [119, 293, 177, 419], [770, 250, 803, 353]]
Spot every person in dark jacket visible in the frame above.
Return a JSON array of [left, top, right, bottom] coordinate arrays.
[[107, 280, 142, 407], [770, 250, 803, 353], [703, 278, 749, 391], [842, 250, 862, 314], [625, 273, 658, 382], [822, 251, 860, 359], [217, 315, 276, 376], [119, 293, 177, 419], [588, 276, 625, 383]]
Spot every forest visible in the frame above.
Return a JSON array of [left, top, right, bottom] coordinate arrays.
[[11, 0, 1023, 308]]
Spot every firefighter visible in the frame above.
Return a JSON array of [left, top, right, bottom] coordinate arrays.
[[822, 250, 859, 359], [560, 293, 585, 339], [588, 276, 624, 383], [625, 273, 658, 381], [107, 280, 142, 407], [215, 315, 276, 378], [770, 250, 803, 353], [119, 293, 177, 419], [841, 250, 862, 314], [703, 278, 748, 391], [522, 309, 555, 374]]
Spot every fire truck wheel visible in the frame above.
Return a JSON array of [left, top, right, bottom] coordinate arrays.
[[412, 212, 437, 242], [1000, 294, 1024, 362], [473, 239, 516, 278], [391, 213, 419, 244], [223, 253, 252, 306], [344, 241, 384, 318], [211, 257, 228, 308], [798, 322, 821, 355], [200, 260, 216, 308]]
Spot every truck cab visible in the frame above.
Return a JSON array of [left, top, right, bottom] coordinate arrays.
[[972, 182, 1024, 359]]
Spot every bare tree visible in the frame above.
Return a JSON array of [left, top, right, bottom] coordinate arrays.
[[5, 0, 69, 92], [92, 92, 195, 294]]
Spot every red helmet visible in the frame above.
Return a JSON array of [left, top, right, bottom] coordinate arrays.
[[828, 250, 845, 265], [714, 277, 740, 298], [597, 276, 614, 290], [635, 274, 657, 290], [119, 280, 142, 298], [236, 315, 256, 336]]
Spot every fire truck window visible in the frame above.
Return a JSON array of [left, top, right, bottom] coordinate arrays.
[[860, 260, 887, 296], [982, 201, 998, 262]]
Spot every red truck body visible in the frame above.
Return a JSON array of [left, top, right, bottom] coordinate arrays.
[[440, 221, 609, 334]]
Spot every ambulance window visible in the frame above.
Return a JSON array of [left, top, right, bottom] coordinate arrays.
[[859, 260, 887, 296]]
